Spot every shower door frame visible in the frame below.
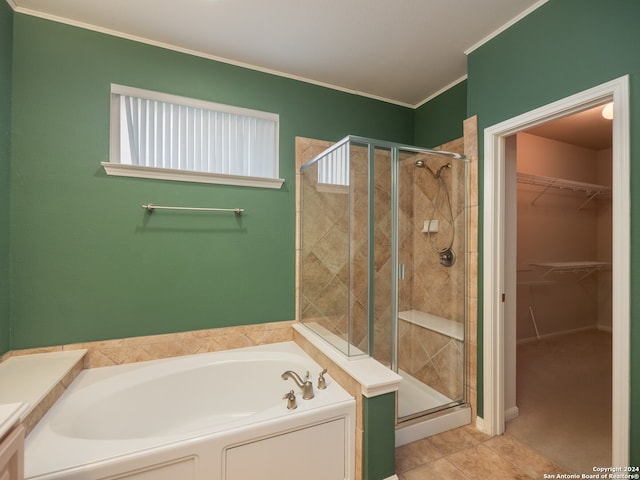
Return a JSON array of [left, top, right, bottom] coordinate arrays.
[[388, 140, 469, 423], [297, 135, 470, 422]]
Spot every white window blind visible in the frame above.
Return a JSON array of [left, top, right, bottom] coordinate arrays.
[[105, 84, 283, 188], [318, 141, 349, 186]]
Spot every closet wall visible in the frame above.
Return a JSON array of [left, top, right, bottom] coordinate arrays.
[[516, 132, 612, 341]]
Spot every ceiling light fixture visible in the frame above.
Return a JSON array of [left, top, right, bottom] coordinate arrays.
[[601, 102, 614, 120]]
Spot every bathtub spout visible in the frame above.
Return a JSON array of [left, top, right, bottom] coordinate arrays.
[[281, 370, 314, 399]]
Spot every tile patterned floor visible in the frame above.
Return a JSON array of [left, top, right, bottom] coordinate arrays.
[[395, 425, 574, 479]]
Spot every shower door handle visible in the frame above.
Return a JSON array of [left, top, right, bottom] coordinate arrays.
[[399, 263, 405, 280]]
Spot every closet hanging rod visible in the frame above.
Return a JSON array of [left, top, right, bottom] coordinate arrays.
[[142, 204, 244, 215]]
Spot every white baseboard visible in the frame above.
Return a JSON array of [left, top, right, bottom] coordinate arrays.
[[384, 476, 399, 480], [505, 406, 519, 421], [475, 416, 487, 434]]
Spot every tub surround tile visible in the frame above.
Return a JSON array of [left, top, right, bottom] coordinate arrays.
[[293, 323, 401, 398], [3, 322, 294, 435], [355, 427, 363, 480], [55, 321, 295, 368], [292, 328, 363, 417], [293, 322, 404, 480], [2, 345, 63, 361]]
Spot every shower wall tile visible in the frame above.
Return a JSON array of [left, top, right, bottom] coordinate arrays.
[[411, 143, 466, 326], [298, 137, 353, 338], [464, 115, 479, 422], [467, 204, 479, 255], [398, 319, 464, 400], [295, 130, 480, 420], [295, 137, 334, 331]]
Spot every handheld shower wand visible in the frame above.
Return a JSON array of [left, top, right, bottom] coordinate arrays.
[[414, 158, 456, 266]]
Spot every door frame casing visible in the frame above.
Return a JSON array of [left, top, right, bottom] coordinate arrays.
[[481, 75, 630, 466]]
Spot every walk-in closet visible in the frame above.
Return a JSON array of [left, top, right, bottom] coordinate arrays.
[[507, 105, 613, 473]]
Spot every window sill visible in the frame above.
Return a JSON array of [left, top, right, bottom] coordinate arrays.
[[101, 163, 285, 189]]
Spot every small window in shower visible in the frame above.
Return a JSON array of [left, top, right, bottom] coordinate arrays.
[[318, 143, 350, 186], [315, 141, 350, 195]]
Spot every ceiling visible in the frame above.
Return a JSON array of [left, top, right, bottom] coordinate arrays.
[[525, 104, 613, 151], [10, 0, 545, 107]]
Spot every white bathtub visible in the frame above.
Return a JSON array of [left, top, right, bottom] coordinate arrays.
[[25, 341, 356, 480]]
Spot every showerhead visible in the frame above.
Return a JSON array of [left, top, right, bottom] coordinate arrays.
[[415, 159, 451, 178]]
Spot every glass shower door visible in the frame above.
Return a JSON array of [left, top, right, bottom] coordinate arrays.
[[298, 135, 467, 424], [395, 148, 467, 422]]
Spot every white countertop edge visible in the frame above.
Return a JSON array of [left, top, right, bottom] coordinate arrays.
[[0, 402, 29, 438], [293, 323, 401, 398], [0, 349, 87, 419]]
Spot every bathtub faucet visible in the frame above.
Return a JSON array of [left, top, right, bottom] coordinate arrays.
[[281, 370, 314, 399]]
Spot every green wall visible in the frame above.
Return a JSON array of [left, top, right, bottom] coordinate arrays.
[[0, 2, 12, 356], [414, 79, 467, 148], [8, 14, 414, 349], [466, 0, 640, 463], [9, 0, 638, 469], [362, 393, 396, 480]]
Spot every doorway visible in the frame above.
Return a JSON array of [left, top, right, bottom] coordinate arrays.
[[481, 76, 630, 467], [505, 106, 613, 472]]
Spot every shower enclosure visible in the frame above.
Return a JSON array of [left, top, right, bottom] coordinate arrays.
[[298, 135, 468, 424]]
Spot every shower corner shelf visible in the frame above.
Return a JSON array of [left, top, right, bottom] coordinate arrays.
[[516, 172, 611, 209]]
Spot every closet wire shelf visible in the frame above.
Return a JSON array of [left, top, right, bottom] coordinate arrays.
[[516, 172, 611, 209]]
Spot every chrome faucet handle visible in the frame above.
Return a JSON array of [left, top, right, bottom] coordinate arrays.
[[317, 368, 327, 390], [283, 390, 297, 410]]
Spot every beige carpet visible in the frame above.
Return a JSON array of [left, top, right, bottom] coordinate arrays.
[[506, 329, 612, 474]]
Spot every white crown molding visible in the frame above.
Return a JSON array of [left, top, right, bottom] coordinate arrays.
[[464, 0, 550, 55], [8, 3, 414, 109], [414, 75, 468, 109], [7, 2, 548, 109]]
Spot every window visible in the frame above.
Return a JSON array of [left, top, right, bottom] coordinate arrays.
[[103, 84, 283, 188], [315, 139, 349, 194], [317, 141, 349, 186]]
